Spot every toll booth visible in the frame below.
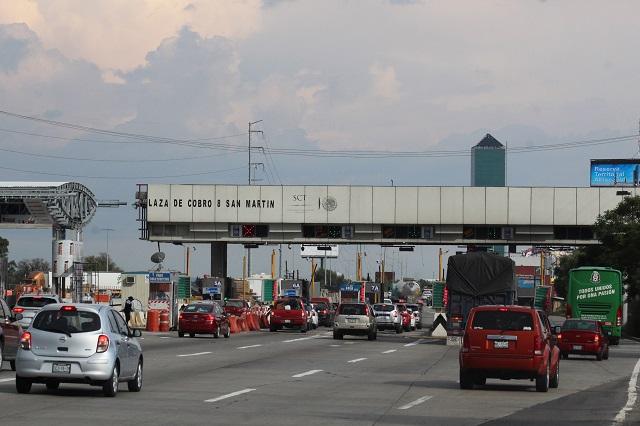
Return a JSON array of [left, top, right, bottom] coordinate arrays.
[[120, 271, 184, 329], [201, 276, 224, 302], [339, 282, 364, 303], [365, 282, 382, 304], [280, 279, 303, 298]]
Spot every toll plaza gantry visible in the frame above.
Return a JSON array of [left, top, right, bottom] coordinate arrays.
[[0, 182, 97, 297], [135, 184, 632, 278]]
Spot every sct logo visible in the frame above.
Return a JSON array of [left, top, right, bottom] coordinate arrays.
[[591, 271, 601, 283]]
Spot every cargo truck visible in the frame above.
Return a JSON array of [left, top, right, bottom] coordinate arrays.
[[445, 252, 517, 335]]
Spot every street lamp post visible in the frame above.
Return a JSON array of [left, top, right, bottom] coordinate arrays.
[[101, 228, 115, 272]]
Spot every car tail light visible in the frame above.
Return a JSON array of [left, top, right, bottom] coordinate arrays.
[[13, 307, 24, 314], [204, 314, 214, 321], [533, 335, 544, 356], [364, 306, 369, 316], [96, 334, 109, 353], [61, 305, 76, 312], [557, 333, 562, 341], [461, 333, 470, 353], [566, 304, 572, 319], [594, 334, 600, 343], [498, 307, 508, 312], [20, 331, 32, 350], [616, 306, 622, 326], [179, 313, 184, 320]]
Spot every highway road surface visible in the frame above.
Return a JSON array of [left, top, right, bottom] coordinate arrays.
[[0, 320, 639, 425]]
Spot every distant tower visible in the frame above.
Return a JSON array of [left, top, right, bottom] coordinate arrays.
[[471, 133, 506, 187]]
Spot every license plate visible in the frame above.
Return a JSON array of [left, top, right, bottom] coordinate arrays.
[[284, 320, 291, 324], [573, 345, 582, 350], [52, 362, 71, 374], [494, 340, 509, 349], [348, 318, 357, 323]]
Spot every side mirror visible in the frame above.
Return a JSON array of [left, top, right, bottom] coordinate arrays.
[[553, 326, 562, 335], [14, 313, 23, 321], [129, 329, 142, 338]]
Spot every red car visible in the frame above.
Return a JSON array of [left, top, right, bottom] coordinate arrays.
[[178, 302, 231, 338], [270, 297, 307, 333], [223, 299, 250, 316], [459, 305, 561, 392], [558, 318, 609, 361]]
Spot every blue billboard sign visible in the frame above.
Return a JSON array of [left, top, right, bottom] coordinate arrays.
[[340, 283, 361, 292], [590, 159, 640, 187], [148, 272, 171, 283]]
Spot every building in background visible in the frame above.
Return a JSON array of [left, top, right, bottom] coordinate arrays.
[[471, 133, 506, 187]]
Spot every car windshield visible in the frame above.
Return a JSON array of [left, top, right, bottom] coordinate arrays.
[[32, 309, 101, 334], [275, 299, 301, 310], [17, 296, 58, 308], [338, 304, 367, 315], [471, 311, 534, 331], [373, 304, 394, 312], [184, 304, 213, 313], [396, 305, 407, 311], [563, 320, 597, 331], [225, 300, 245, 308]]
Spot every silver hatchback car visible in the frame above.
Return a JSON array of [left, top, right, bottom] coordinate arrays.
[[15, 303, 143, 397]]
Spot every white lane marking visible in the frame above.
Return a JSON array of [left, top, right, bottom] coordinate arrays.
[[282, 335, 324, 343], [160, 336, 171, 339], [613, 356, 640, 424], [404, 339, 424, 347], [344, 341, 355, 345], [292, 369, 323, 378], [347, 357, 367, 363], [398, 395, 433, 410], [329, 344, 341, 347], [177, 351, 212, 357], [382, 349, 397, 354], [0, 378, 15, 383], [237, 344, 262, 349], [204, 388, 256, 403]]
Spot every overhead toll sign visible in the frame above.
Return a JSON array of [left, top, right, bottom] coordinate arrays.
[[590, 159, 640, 187], [300, 244, 339, 258]]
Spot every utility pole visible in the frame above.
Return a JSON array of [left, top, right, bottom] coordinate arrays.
[[101, 228, 114, 272], [247, 120, 264, 280]]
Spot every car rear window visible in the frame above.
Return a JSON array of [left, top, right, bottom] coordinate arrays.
[[225, 300, 245, 308], [184, 304, 213, 313], [32, 309, 101, 334], [17, 297, 58, 308], [314, 302, 328, 310], [407, 305, 419, 311], [373, 304, 394, 312], [471, 310, 534, 331], [338, 304, 367, 315], [275, 299, 301, 310], [562, 320, 597, 331]]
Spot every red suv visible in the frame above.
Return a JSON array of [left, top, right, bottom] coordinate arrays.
[[459, 305, 561, 392], [270, 297, 308, 333], [558, 318, 609, 361]]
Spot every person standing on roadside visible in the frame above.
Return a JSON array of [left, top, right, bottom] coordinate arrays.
[[123, 296, 134, 324]]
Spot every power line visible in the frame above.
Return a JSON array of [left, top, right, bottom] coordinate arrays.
[[0, 165, 246, 180]]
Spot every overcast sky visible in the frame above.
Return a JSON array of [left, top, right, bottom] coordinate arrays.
[[1, 0, 639, 280]]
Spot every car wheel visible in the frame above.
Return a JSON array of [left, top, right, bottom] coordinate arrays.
[[333, 331, 343, 340], [127, 359, 143, 392], [224, 324, 231, 338], [213, 325, 220, 339], [550, 361, 559, 389], [15, 376, 32, 394], [473, 376, 486, 386], [178, 331, 184, 338], [396, 325, 403, 334], [301, 323, 307, 333], [459, 369, 474, 390], [561, 352, 568, 360], [189, 333, 195, 338], [536, 361, 550, 392], [367, 330, 375, 341], [10, 360, 16, 371], [103, 364, 119, 397], [603, 347, 609, 360], [596, 349, 604, 361], [0, 342, 3, 369], [269, 324, 277, 332], [46, 381, 60, 391]]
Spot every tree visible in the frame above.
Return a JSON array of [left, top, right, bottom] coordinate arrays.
[[313, 267, 346, 291], [0, 236, 8, 258], [8, 258, 50, 284], [83, 253, 123, 272]]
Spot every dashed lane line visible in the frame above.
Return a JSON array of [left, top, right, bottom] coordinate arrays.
[[177, 351, 212, 357], [292, 369, 323, 378], [382, 349, 397, 354], [398, 395, 433, 410], [347, 358, 367, 363], [404, 339, 424, 347], [0, 378, 15, 383], [237, 344, 262, 349], [204, 388, 256, 403]]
